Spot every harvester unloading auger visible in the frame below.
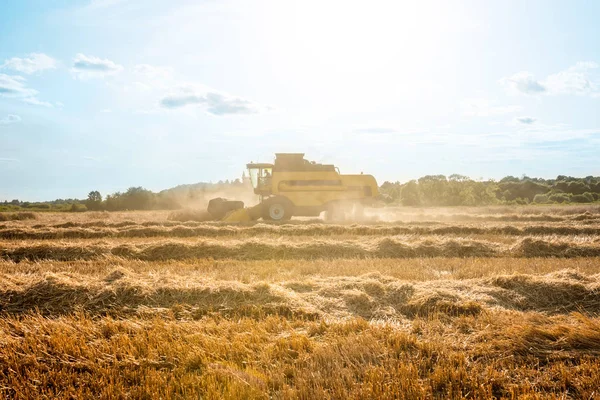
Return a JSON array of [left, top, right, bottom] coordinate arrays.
[[207, 153, 379, 222]]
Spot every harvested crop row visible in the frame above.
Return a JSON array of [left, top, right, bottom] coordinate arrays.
[[3, 257, 600, 282], [2, 237, 600, 262], [3, 223, 600, 240], [1, 269, 598, 318]]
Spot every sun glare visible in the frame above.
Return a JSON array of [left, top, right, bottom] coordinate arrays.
[[256, 0, 465, 110]]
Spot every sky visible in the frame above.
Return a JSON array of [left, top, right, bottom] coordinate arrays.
[[0, 0, 599, 201]]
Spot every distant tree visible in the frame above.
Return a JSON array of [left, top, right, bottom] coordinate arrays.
[[571, 193, 595, 203], [533, 194, 549, 204], [86, 191, 103, 211], [380, 181, 401, 203], [548, 193, 571, 203], [400, 180, 422, 206], [500, 176, 520, 183], [121, 187, 155, 210], [418, 175, 447, 206], [448, 174, 469, 182], [104, 193, 122, 211], [567, 181, 589, 195], [498, 180, 549, 202], [70, 203, 87, 212], [88, 191, 102, 202]]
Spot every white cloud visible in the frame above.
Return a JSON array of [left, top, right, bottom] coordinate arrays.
[[106, 63, 265, 116], [460, 98, 522, 117], [545, 61, 599, 96], [0, 114, 21, 125], [204, 92, 261, 115], [501, 72, 546, 95], [71, 53, 123, 79], [160, 92, 204, 108], [502, 62, 599, 96], [23, 98, 54, 107], [0, 74, 37, 98], [1, 53, 57, 74], [159, 86, 263, 116], [134, 64, 173, 81], [0, 73, 52, 107], [515, 116, 536, 125]]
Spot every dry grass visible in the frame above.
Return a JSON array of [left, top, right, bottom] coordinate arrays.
[[1, 209, 600, 398], [1, 311, 599, 398]]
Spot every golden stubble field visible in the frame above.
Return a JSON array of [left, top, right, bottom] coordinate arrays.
[[1, 205, 600, 399]]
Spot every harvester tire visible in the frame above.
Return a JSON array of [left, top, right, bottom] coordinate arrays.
[[262, 198, 292, 221]]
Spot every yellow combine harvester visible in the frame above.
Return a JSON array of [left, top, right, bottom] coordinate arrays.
[[210, 153, 379, 222]]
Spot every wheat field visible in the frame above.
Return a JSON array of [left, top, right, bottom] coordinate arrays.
[[1, 207, 600, 399]]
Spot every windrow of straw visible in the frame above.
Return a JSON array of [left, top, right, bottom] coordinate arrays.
[[0, 238, 497, 262], [487, 271, 600, 314], [0, 212, 38, 221], [512, 237, 600, 257], [3, 223, 600, 240], [3, 237, 600, 262], [0, 269, 597, 318], [476, 312, 600, 361]]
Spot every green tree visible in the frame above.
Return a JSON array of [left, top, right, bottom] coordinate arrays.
[[418, 175, 447, 206], [86, 191, 103, 211], [400, 180, 422, 206]]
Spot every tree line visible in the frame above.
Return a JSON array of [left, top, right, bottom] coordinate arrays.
[[2, 175, 600, 212], [379, 175, 600, 206], [1, 179, 249, 212]]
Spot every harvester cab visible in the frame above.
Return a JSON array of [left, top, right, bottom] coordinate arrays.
[[246, 163, 274, 197], [210, 153, 379, 222]]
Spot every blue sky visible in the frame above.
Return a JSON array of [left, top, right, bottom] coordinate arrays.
[[0, 0, 599, 201]]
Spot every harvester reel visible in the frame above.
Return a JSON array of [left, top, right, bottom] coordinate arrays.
[[207, 198, 245, 220]]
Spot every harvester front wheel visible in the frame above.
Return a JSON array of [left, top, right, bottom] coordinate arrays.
[[262, 198, 292, 221]]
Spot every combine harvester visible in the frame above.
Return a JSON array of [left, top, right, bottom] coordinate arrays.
[[208, 153, 379, 222]]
